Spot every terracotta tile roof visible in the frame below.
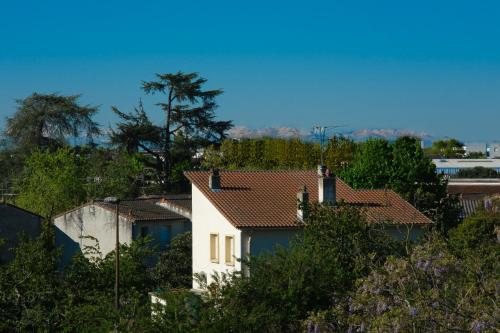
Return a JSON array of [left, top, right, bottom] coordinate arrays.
[[184, 170, 432, 228]]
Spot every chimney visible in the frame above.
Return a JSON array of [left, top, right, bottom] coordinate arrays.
[[297, 185, 309, 220], [318, 165, 336, 205], [209, 168, 221, 191]]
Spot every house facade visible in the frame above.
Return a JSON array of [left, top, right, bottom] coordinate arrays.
[[53, 197, 191, 263], [185, 168, 432, 289], [0, 203, 42, 262]]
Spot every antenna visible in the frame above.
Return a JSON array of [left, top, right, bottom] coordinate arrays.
[[312, 124, 347, 165]]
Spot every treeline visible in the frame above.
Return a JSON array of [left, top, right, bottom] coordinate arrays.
[[202, 136, 355, 172]]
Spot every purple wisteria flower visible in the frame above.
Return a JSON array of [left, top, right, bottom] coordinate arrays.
[[470, 320, 486, 332], [409, 307, 418, 317]]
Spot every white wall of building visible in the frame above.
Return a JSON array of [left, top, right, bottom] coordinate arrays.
[[191, 184, 241, 289], [54, 204, 133, 261]]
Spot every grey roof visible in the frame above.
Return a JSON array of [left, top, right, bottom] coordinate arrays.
[[96, 198, 187, 222], [459, 198, 484, 220]]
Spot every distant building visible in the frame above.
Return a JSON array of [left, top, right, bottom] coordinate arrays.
[[448, 179, 500, 219], [433, 159, 500, 176], [53, 197, 191, 263], [464, 143, 487, 156], [0, 203, 42, 262], [490, 143, 500, 158]]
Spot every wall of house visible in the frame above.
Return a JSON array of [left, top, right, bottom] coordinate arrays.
[[191, 184, 241, 289], [244, 228, 300, 257], [54, 204, 133, 263], [0, 204, 41, 262], [132, 220, 190, 251], [384, 224, 426, 242]]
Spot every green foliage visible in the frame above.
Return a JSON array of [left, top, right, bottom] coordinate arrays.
[[449, 208, 500, 259], [427, 138, 465, 158], [83, 148, 145, 199], [111, 72, 233, 191], [342, 137, 460, 234], [456, 166, 499, 178], [202, 136, 356, 173], [4, 93, 100, 153], [0, 221, 62, 332], [467, 151, 487, 159], [315, 232, 499, 332], [339, 138, 392, 188], [152, 232, 192, 289], [15, 148, 86, 217], [14, 147, 146, 217]]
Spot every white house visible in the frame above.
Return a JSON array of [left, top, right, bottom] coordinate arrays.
[[53, 196, 191, 263], [185, 167, 432, 289]]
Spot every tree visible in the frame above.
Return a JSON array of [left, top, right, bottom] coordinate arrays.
[[428, 138, 465, 158], [456, 166, 498, 178], [4, 93, 100, 152], [312, 231, 499, 332], [340, 138, 392, 189], [83, 148, 145, 199], [111, 72, 233, 192], [15, 148, 86, 218], [152, 232, 192, 289]]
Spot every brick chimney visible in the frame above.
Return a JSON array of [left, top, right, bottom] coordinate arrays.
[[297, 185, 309, 220], [318, 165, 336, 205], [209, 168, 221, 191]]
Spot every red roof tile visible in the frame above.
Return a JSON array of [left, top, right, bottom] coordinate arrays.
[[184, 170, 432, 228]]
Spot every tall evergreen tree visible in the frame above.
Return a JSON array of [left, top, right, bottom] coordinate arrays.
[[111, 72, 232, 192], [4, 93, 100, 152]]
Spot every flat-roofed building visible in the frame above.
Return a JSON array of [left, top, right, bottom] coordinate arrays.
[[433, 159, 500, 176]]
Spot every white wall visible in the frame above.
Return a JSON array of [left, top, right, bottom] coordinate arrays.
[[54, 204, 133, 261], [191, 185, 241, 289]]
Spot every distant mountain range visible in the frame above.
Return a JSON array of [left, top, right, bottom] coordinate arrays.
[[227, 125, 435, 145]]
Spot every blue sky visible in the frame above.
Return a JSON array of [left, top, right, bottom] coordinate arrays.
[[1, 0, 500, 141]]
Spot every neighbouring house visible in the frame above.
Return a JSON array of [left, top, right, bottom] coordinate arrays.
[[0, 202, 42, 262], [448, 179, 500, 219], [184, 167, 433, 289], [53, 196, 191, 263]]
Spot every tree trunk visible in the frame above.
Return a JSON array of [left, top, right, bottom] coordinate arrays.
[[161, 89, 174, 193]]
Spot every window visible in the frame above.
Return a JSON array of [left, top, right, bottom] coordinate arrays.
[[225, 235, 234, 265], [210, 233, 219, 263]]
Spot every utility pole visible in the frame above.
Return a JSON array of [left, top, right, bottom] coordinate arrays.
[[104, 197, 120, 311]]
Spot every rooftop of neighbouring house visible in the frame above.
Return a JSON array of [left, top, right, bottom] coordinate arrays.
[[184, 170, 432, 229], [53, 195, 191, 222], [448, 179, 500, 198], [433, 159, 500, 169]]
